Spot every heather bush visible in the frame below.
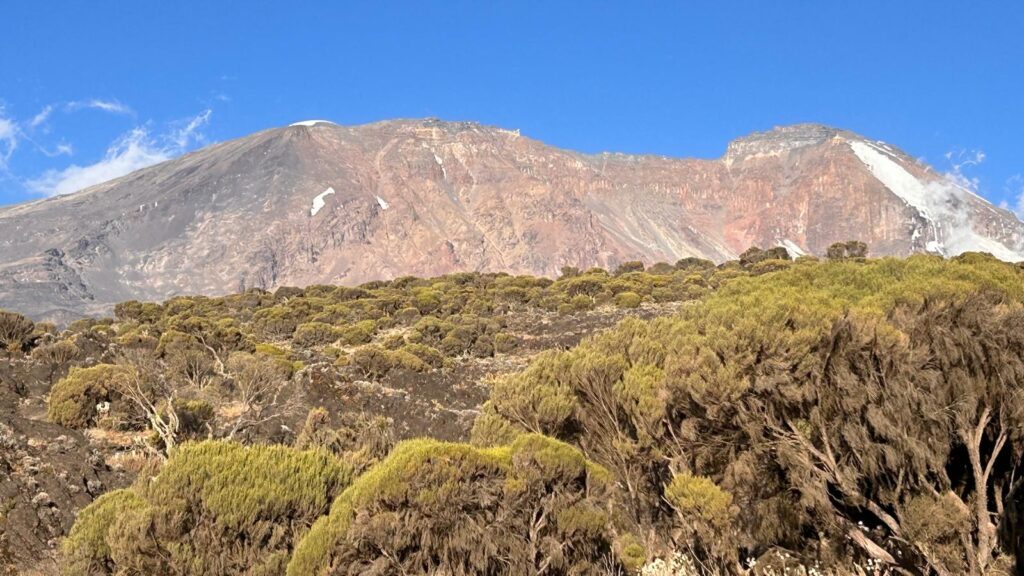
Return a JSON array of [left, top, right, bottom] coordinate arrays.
[[293, 321, 341, 347], [61, 489, 150, 576], [288, 434, 636, 576], [475, 255, 1024, 574], [62, 441, 353, 576], [47, 364, 131, 429], [0, 310, 34, 353], [615, 291, 643, 308]]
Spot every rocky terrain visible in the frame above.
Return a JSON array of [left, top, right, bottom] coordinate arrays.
[[1, 119, 1022, 322]]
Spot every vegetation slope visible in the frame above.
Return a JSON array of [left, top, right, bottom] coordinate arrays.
[[1, 243, 1022, 575]]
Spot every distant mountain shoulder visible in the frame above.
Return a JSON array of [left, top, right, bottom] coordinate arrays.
[[1, 118, 1022, 321]]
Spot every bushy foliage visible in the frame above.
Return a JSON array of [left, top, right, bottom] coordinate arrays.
[[30, 338, 80, 383], [474, 254, 1024, 574], [0, 310, 34, 352], [47, 364, 130, 428], [288, 434, 635, 576], [62, 441, 353, 575], [826, 240, 869, 260], [293, 321, 341, 347], [61, 489, 150, 576]]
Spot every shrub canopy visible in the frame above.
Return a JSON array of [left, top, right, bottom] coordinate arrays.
[[62, 441, 353, 576]]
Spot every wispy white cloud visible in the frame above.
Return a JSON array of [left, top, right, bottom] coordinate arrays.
[[65, 99, 134, 116], [27, 128, 169, 196], [27, 109, 212, 197], [0, 106, 18, 171], [942, 148, 985, 191], [39, 142, 74, 158], [170, 108, 211, 150], [29, 105, 55, 129]]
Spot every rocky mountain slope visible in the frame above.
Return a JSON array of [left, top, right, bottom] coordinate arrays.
[[1, 119, 1022, 321]]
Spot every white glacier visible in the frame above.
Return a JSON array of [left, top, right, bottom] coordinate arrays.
[[290, 120, 337, 127], [848, 140, 1024, 262]]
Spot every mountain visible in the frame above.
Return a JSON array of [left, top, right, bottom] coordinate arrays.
[[1, 119, 1022, 321]]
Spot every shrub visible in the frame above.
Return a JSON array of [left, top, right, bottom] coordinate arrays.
[[252, 306, 301, 339], [0, 310, 34, 353], [568, 294, 594, 312], [665, 472, 734, 529], [47, 364, 129, 429], [646, 262, 676, 275], [674, 257, 714, 272], [61, 489, 150, 576], [439, 325, 475, 356], [826, 240, 869, 260], [493, 332, 518, 354], [390, 349, 430, 373], [62, 441, 353, 576], [393, 306, 421, 325], [474, 257, 1024, 574], [350, 346, 394, 379], [288, 434, 633, 576], [615, 291, 643, 308], [293, 322, 341, 347], [174, 399, 215, 439], [615, 260, 645, 275], [398, 343, 445, 369], [31, 339, 80, 383], [337, 320, 376, 346]]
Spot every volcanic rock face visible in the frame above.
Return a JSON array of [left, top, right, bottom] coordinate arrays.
[[1, 119, 1022, 320]]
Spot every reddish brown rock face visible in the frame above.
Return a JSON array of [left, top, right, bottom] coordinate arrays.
[[1, 119, 1021, 320]]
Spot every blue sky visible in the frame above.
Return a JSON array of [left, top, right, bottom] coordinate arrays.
[[1, 1, 1022, 211]]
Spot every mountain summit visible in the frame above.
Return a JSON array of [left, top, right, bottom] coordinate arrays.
[[1, 119, 1022, 321]]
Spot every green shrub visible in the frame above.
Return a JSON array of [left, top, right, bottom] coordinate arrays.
[[61, 489, 150, 576], [47, 364, 129, 429], [674, 257, 715, 272], [614, 260, 645, 275], [337, 320, 376, 346], [0, 310, 34, 352], [292, 321, 340, 347], [288, 434, 631, 576], [62, 441, 352, 576], [399, 343, 445, 369], [350, 345, 394, 378], [474, 256, 1024, 573], [251, 306, 301, 339], [568, 294, 593, 312], [390, 349, 430, 373], [665, 473, 733, 528], [493, 332, 518, 354], [174, 399, 215, 438], [614, 291, 643, 308]]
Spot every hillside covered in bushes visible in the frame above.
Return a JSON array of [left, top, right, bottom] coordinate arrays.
[[2, 245, 1023, 574]]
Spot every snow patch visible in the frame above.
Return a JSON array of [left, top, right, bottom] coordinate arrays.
[[310, 187, 336, 216], [849, 140, 934, 219], [375, 195, 390, 210], [848, 139, 1024, 262], [290, 120, 337, 127], [434, 153, 447, 179], [779, 239, 806, 257]]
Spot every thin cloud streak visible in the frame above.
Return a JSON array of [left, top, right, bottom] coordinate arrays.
[[27, 109, 212, 197], [0, 107, 18, 171], [65, 99, 135, 116]]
